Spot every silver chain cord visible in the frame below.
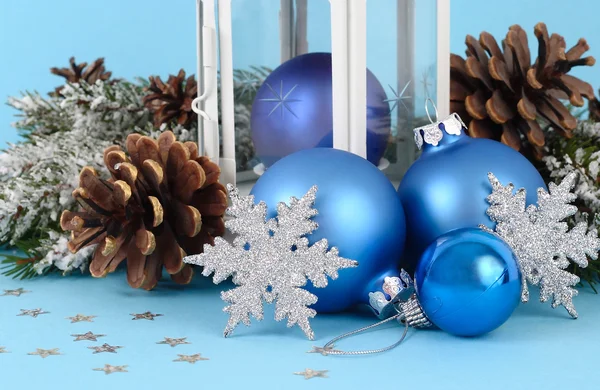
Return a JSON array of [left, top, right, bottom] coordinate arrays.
[[321, 313, 410, 356]]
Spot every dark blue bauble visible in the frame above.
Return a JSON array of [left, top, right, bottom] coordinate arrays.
[[250, 148, 406, 313], [397, 114, 546, 273], [250, 52, 391, 168], [415, 228, 522, 337]]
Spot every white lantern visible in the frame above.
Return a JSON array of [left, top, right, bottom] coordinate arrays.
[[192, 0, 450, 186]]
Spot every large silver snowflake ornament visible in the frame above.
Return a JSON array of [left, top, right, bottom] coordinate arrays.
[[482, 172, 600, 318], [183, 184, 358, 340]]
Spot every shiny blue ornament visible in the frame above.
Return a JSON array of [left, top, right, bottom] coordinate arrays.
[[250, 147, 406, 313], [250, 52, 391, 168], [397, 114, 546, 273], [414, 228, 522, 337]]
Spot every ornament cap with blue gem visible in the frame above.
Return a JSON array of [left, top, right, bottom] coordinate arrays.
[[397, 112, 546, 273]]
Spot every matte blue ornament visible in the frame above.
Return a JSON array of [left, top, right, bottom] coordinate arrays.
[[250, 52, 391, 168], [410, 227, 522, 337], [397, 113, 546, 273], [250, 147, 406, 313]]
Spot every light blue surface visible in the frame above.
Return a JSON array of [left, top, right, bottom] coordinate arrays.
[[0, 247, 599, 390]]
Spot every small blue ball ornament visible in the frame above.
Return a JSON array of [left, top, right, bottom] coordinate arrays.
[[250, 148, 406, 313], [413, 228, 522, 337], [251, 52, 391, 168], [397, 113, 546, 273]]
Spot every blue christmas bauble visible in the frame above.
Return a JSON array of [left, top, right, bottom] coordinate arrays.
[[250, 148, 406, 313], [415, 228, 522, 337], [251, 52, 391, 168], [397, 114, 546, 273]]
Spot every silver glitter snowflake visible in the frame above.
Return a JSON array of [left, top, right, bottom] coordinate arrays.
[[183, 184, 358, 340], [482, 172, 600, 318]]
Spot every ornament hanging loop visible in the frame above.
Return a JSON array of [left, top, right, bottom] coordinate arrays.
[[320, 312, 410, 356], [425, 98, 439, 124]]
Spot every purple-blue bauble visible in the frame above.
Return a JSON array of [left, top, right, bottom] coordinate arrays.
[[250, 52, 391, 168], [397, 114, 547, 273], [250, 148, 406, 313]]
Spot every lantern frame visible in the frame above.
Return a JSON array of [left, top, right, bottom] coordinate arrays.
[[193, 0, 450, 185]]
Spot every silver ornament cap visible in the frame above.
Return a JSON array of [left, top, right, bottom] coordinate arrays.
[[400, 294, 433, 329], [413, 113, 467, 150]]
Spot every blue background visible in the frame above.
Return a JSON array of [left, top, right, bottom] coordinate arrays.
[[1, 0, 600, 146], [1, 2, 600, 388]]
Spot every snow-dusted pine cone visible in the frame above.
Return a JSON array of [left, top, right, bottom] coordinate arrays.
[[50, 57, 112, 96], [143, 70, 197, 129], [60, 131, 227, 290]]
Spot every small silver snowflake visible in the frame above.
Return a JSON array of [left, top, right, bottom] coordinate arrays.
[[482, 172, 600, 318], [184, 185, 358, 340]]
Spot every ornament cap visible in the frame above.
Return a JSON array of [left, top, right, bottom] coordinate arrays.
[[413, 113, 467, 150], [400, 294, 433, 329], [368, 270, 415, 319]]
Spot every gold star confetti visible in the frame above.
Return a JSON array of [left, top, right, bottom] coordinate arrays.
[[28, 348, 61, 358], [66, 314, 96, 323], [1, 288, 30, 297], [93, 364, 128, 375], [17, 308, 49, 318], [173, 354, 209, 364], [130, 311, 163, 321], [294, 368, 329, 380], [156, 337, 191, 347], [71, 331, 106, 342], [307, 344, 339, 356], [0, 347, 9, 353], [88, 343, 123, 354]]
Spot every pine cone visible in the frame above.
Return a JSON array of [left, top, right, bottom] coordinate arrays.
[[589, 94, 600, 122], [50, 57, 112, 96], [60, 131, 228, 290], [451, 23, 595, 159], [143, 69, 198, 129]]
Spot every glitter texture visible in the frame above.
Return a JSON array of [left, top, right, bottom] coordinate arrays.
[[183, 184, 358, 340], [93, 364, 128, 375], [482, 172, 600, 318], [173, 354, 209, 364], [88, 344, 123, 354], [28, 348, 61, 358]]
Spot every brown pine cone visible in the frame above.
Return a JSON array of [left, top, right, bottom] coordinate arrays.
[[50, 57, 112, 96], [451, 23, 595, 159], [589, 95, 600, 122], [60, 131, 228, 290], [143, 69, 197, 129]]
